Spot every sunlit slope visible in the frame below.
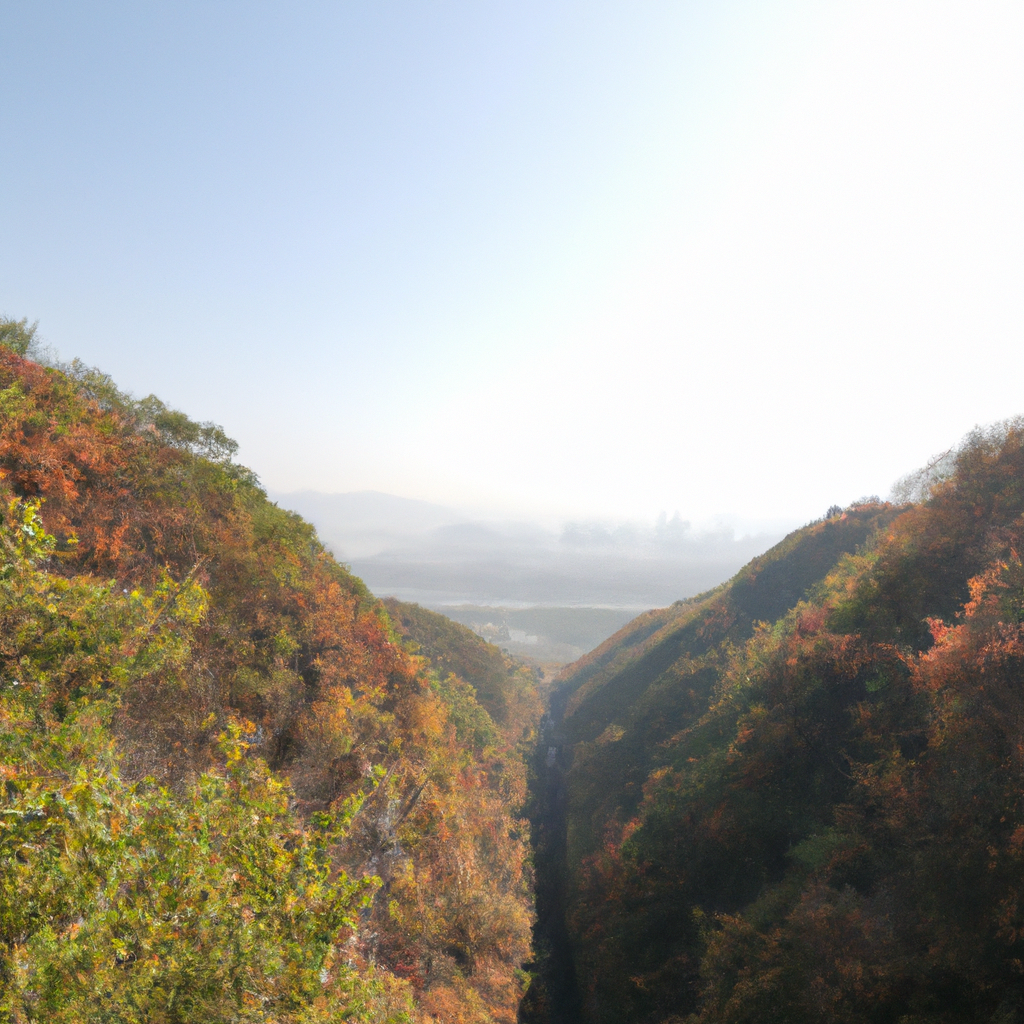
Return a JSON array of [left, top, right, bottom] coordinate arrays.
[[0, 337, 539, 1024], [551, 424, 1024, 1024], [383, 597, 542, 735]]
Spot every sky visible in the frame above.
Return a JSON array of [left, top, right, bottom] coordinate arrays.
[[3, 2, 1023, 527]]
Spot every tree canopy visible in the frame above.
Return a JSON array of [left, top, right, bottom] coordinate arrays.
[[0, 336, 541, 1024]]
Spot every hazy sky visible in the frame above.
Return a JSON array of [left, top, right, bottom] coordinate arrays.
[[3, 2, 1023, 524]]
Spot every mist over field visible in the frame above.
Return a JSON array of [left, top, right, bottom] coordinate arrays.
[[274, 490, 789, 660], [274, 490, 787, 606]]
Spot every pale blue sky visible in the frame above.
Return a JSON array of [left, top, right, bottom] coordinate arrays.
[[3, 2, 1023, 524]]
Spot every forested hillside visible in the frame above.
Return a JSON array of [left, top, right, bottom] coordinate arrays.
[[10, 316, 1024, 1024], [529, 420, 1024, 1024], [0, 325, 541, 1023]]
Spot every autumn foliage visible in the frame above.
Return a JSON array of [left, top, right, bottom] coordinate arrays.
[[0, 338, 540, 1023], [538, 421, 1024, 1024], [12, 323, 1024, 1023]]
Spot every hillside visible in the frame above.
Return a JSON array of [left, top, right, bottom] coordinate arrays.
[[10, 317, 1024, 1024], [526, 420, 1024, 1024], [381, 599, 541, 735], [0, 329, 541, 1024]]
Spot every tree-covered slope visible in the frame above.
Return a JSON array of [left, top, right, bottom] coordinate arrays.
[[537, 423, 1024, 1024], [560, 506, 900, 750], [0, 330, 540, 1024], [382, 598, 541, 739]]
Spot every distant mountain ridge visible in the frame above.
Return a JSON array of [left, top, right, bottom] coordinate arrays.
[[267, 489, 463, 558], [273, 489, 787, 611]]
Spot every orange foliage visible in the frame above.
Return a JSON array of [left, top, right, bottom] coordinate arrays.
[[0, 346, 539, 1023]]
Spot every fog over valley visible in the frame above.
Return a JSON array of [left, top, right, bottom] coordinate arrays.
[[274, 489, 791, 661]]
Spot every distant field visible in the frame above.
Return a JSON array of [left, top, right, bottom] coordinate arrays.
[[437, 604, 639, 665]]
